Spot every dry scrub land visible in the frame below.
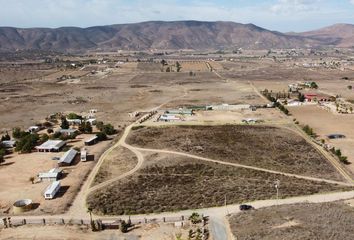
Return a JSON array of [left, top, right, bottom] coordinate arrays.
[[229, 201, 354, 240], [127, 125, 343, 181], [87, 154, 348, 215]]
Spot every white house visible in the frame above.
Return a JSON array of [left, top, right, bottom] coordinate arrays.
[[36, 140, 66, 152], [44, 181, 61, 200]]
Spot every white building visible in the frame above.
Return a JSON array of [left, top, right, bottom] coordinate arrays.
[[58, 149, 78, 166], [159, 114, 181, 122], [80, 148, 87, 162], [28, 126, 40, 133], [1, 140, 16, 148], [36, 140, 66, 152], [44, 181, 61, 200], [38, 168, 62, 182]]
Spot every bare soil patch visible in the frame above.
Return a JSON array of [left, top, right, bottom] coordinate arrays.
[[229, 201, 354, 240], [92, 147, 138, 186], [87, 155, 348, 215], [127, 125, 343, 181]]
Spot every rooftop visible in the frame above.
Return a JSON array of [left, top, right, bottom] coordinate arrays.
[[36, 140, 65, 150], [44, 181, 61, 195], [58, 149, 78, 164]]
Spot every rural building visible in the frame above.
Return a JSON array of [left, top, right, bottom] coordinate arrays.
[[1, 140, 16, 148], [86, 118, 97, 125], [67, 119, 82, 125], [159, 114, 181, 122], [58, 149, 78, 166], [80, 148, 87, 162], [287, 100, 302, 106], [84, 136, 98, 146], [38, 168, 62, 182], [165, 109, 194, 115], [207, 104, 251, 111], [327, 134, 346, 139], [58, 128, 78, 136], [36, 140, 66, 152], [44, 181, 61, 200], [304, 94, 333, 102], [27, 126, 40, 133]]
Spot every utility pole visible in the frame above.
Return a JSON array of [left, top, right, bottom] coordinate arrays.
[[274, 179, 280, 204]]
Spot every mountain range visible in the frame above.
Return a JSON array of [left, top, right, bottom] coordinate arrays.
[[0, 21, 353, 52]]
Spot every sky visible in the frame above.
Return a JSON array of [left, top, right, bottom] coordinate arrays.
[[1, 0, 354, 32]]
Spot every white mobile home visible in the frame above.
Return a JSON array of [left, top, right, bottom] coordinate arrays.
[[81, 148, 87, 162], [44, 181, 61, 200], [58, 149, 78, 166], [38, 168, 62, 182]]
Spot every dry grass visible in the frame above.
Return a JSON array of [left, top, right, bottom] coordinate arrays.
[[229, 201, 354, 240], [92, 147, 138, 186], [87, 156, 349, 215], [127, 125, 344, 181]]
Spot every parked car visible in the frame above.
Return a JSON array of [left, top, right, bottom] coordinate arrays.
[[52, 157, 60, 160], [239, 204, 254, 211]]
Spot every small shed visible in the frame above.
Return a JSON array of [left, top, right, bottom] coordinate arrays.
[[58, 149, 78, 166], [85, 136, 98, 146], [44, 181, 61, 200], [36, 140, 66, 152]]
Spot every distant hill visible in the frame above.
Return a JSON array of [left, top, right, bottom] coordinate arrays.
[[0, 21, 352, 52], [295, 23, 354, 48]]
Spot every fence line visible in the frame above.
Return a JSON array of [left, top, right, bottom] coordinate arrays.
[[0, 215, 188, 229]]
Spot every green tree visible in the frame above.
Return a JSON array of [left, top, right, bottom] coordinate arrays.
[[41, 134, 49, 143], [310, 82, 318, 89], [67, 113, 82, 119], [1, 132, 11, 141], [60, 117, 69, 129], [96, 132, 107, 141], [85, 122, 93, 134], [176, 61, 182, 72], [102, 124, 116, 135]]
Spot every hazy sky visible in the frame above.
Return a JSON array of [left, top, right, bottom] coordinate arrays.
[[1, 0, 354, 32]]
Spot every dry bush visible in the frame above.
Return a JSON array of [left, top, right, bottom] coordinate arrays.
[[87, 159, 349, 215], [229, 202, 354, 240], [127, 125, 343, 181]]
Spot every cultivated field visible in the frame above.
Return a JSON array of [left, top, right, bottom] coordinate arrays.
[[127, 125, 343, 181], [229, 201, 354, 240], [87, 154, 348, 215]]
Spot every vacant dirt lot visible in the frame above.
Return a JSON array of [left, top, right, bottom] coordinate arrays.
[[0, 135, 111, 215], [87, 154, 348, 215], [229, 201, 354, 240], [92, 146, 138, 186], [127, 125, 343, 181], [290, 105, 354, 173], [0, 222, 189, 240]]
